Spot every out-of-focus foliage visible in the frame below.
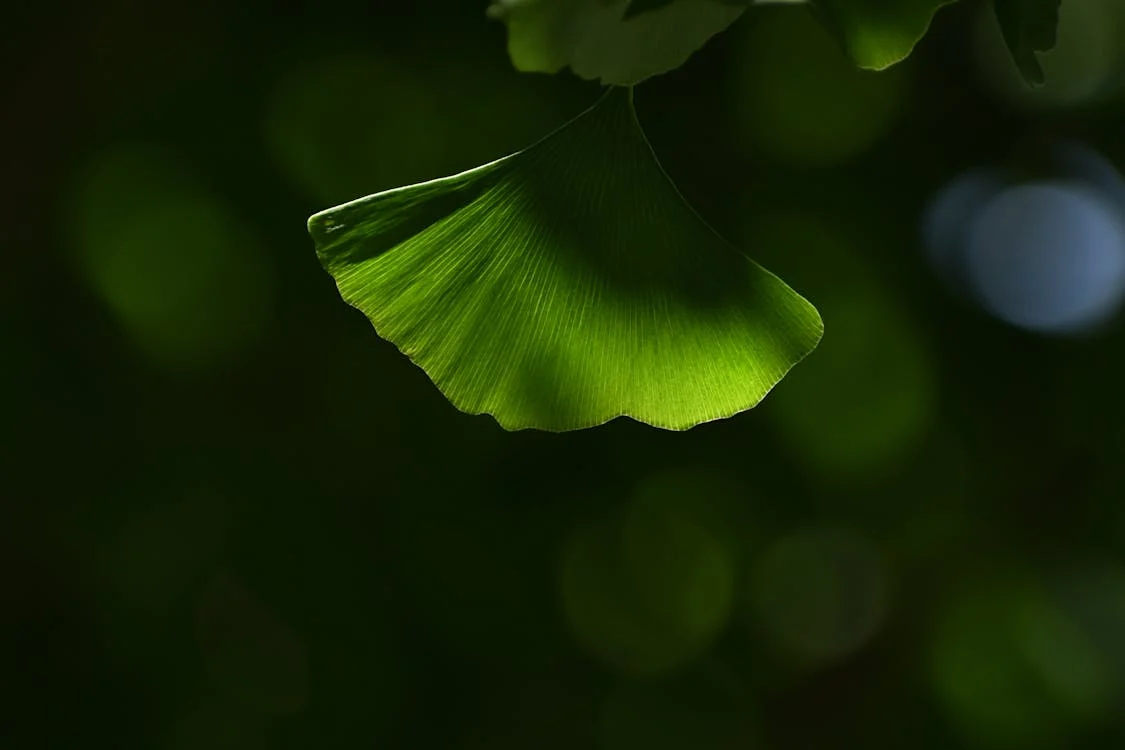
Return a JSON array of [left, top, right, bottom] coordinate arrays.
[[4, 1, 1125, 750], [489, 0, 1048, 84], [486, 0, 746, 85]]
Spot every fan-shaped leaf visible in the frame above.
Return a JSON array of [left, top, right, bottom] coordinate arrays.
[[308, 88, 822, 431]]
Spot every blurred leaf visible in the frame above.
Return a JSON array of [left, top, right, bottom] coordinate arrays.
[[992, 0, 1061, 85], [490, 0, 956, 84], [811, 0, 959, 70], [486, 0, 747, 85], [308, 88, 822, 432]]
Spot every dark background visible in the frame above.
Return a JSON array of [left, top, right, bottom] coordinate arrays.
[[5, 1, 1125, 748]]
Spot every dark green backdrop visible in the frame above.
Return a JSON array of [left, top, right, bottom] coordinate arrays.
[[5, 1, 1125, 748]]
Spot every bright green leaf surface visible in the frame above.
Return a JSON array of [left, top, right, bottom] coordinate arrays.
[[308, 88, 822, 432], [486, 0, 747, 86], [993, 0, 1062, 86], [811, 0, 958, 70]]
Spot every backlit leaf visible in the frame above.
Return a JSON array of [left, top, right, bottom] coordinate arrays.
[[308, 88, 822, 432]]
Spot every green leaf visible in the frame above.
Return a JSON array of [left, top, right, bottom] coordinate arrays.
[[811, 0, 959, 70], [308, 89, 822, 432], [992, 0, 1061, 86], [486, 0, 747, 86]]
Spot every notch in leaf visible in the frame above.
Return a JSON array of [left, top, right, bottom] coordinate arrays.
[[308, 88, 822, 432], [992, 0, 1061, 86]]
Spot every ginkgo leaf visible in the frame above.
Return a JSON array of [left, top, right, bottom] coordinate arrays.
[[486, 0, 747, 86], [811, 0, 959, 70], [308, 88, 822, 432]]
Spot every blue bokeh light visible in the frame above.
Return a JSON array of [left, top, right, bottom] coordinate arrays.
[[922, 168, 1007, 279], [1052, 141, 1125, 212], [964, 182, 1125, 333], [923, 143, 1125, 335]]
